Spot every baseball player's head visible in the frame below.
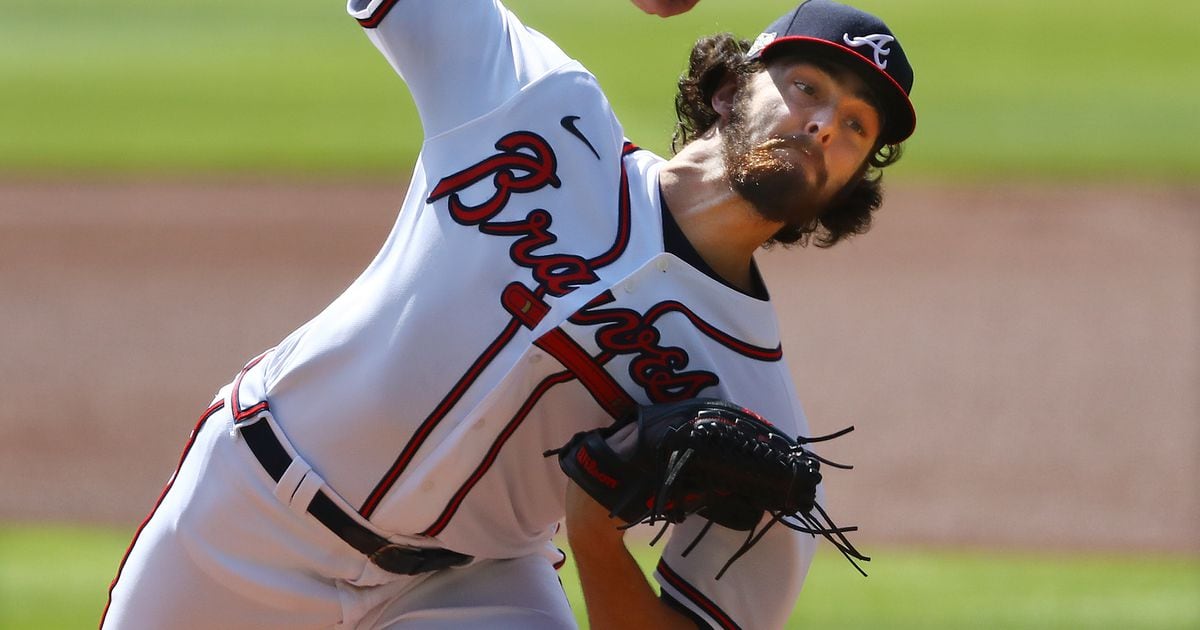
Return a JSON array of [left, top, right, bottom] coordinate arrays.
[[672, 0, 915, 248]]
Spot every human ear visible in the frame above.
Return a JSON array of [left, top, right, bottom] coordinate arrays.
[[710, 73, 738, 122]]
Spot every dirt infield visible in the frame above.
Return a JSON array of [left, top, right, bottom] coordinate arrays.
[[1, 180, 1196, 553]]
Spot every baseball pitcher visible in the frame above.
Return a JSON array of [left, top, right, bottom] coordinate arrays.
[[103, 0, 916, 628]]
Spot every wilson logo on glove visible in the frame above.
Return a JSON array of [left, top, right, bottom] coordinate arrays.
[[576, 446, 619, 489]]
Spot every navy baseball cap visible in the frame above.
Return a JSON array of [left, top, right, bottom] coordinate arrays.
[[746, 0, 916, 144]]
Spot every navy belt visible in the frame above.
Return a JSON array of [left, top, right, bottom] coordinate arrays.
[[239, 419, 473, 575]]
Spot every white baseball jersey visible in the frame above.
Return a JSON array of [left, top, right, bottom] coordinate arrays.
[[105, 1, 818, 628]]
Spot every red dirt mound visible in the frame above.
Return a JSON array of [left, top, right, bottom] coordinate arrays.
[[1, 180, 1195, 552]]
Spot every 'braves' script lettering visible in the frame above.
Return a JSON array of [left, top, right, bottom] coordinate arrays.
[[427, 131, 560, 225], [426, 130, 598, 298], [570, 293, 718, 402], [479, 210, 597, 296]]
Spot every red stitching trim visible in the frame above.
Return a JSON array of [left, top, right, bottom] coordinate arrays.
[[656, 559, 742, 630], [230, 351, 271, 422], [643, 301, 782, 361], [420, 370, 576, 536], [361, 316, 525, 517], [586, 145, 634, 269], [101, 400, 226, 628], [355, 0, 400, 29]]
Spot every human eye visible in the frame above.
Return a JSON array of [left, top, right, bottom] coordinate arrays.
[[844, 104, 878, 138], [793, 80, 815, 96]]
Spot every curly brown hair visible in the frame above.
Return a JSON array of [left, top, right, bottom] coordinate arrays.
[[672, 34, 903, 248]]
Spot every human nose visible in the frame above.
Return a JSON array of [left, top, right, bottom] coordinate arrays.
[[804, 108, 836, 146]]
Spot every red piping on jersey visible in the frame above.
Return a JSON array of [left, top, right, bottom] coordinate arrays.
[[101, 400, 226, 629], [643, 301, 782, 361], [656, 558, 743, 630], [230, 351, 271, 422], [585, 142, 638, 269], [360, 315, 527, 518], [572, 292, 782, 362], [421, 286, 635, 535], [420, 369, 577, 536], [355, 0, 400, 29]]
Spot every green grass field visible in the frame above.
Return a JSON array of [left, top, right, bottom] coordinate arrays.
[[2, 0, 1197, 180], [2, 523, 1197, 628]]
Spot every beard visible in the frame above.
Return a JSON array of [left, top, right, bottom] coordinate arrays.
[[722, 95, 829, 226]]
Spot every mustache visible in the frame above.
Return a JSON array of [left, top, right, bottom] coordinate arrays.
[[751, 135, 828, 186], [758, 135, 820, 158]]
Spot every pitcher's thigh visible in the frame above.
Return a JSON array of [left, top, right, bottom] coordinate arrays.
[[104, 410, 346, 630], [365, 555, 576, 630], [104, 512, 336, 630]]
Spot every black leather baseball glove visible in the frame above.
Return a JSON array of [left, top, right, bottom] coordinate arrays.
[[545, 398, 869, 577]]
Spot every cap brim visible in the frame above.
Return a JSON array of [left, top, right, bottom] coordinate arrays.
[[755, 36, 916, 144]]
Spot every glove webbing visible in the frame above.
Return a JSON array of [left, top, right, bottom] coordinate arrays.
[[638, 424, 871, 579]]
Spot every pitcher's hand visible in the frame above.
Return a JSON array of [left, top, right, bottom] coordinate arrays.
[[630, 0, 701, 18]]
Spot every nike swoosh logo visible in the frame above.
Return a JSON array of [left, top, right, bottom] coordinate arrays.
[[560, 115, 601, 160]]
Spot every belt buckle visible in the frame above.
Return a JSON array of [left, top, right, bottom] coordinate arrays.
[[370, 544, 471, 575], [369, 544, 423, 575]]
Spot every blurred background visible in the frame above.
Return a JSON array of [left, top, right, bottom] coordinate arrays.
[[1, 0, 1197, 627]]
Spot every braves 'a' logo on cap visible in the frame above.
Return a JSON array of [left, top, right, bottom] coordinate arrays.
[[842, 33, 895, 70]]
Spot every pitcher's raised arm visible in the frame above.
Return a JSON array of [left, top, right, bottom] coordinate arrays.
[[347, 0, 573, 137]]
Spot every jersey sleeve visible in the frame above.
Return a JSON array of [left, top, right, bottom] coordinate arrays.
[[346, 0, 573, 137], [654, 514, 817, 630]]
